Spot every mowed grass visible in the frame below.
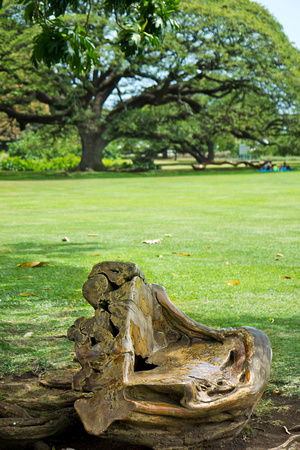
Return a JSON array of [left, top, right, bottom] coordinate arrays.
[[0, 169, 299, 394]]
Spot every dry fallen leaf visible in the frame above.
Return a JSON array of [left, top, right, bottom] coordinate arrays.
[[282, 276, 292, 279], [205, 246, 211, 249], [88, 234, 99, 236], [142, 239, 162, 244], [276, 253, 284, 257], [172, 252, 191, 256], [62, 237, 70, 242], [226, 281, 241, 285], [20, 293, 39, 296], [157, 255, 163, 258], [165, 234, 172, 237], [272, 390, 285, 395], [275, 258, 280, 261], [22, 275, 33, 278], [7, 249, 12, 253], [44, 287, 51, 290], [225, 262, 230, 265], [91, 254, 100, 256], [18, 262, 49, 268], [23, 332, 34, 338]]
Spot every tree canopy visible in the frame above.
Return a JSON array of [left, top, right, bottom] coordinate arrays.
[[0, 0, 299, 170]]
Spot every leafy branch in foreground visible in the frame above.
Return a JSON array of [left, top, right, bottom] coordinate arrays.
[[3, 0, 180, 73]]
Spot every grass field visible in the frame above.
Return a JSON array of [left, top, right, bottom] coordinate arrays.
[[0, 168, 299, 395]]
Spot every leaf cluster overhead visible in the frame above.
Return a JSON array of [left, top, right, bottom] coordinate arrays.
[[0, 0, 180, 73]]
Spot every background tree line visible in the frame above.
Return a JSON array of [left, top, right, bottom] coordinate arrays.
[[0, 0, 299, 171]]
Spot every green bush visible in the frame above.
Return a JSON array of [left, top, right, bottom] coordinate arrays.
[[102, 157, 132, 169], [7, 127, 81, 159], [0, 154, 80, 171], [131, 159, 158, 170]]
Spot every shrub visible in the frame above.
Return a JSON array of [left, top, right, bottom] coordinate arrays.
[[0, 154, 80, 171], [131, 159, 158, 170], [7, 127, 81, 160], [102, 157, 132, 168]]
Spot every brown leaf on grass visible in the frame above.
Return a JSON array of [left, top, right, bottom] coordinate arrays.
[[23, 332, 34, 338], [44, 287, 51, 290], [7, 249, 12, 253], [205, 246, 211, 249], [225, 262, 230, 265], [276, 253, 284, 257], [90, 254, 100, 256], [226, 281, 241, 285], [18, 262, 49, 268], [275, 258, 280, 261], [88, 234, 99, 237], [172, 252, 191, 256], [142, 239, 162, 244], [22, 275, 33, 278], [282, 276, 292, 279], [165, 234, 172, 237], [20, 293, 39, 296]]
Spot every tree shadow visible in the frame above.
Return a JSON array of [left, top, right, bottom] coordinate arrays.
[[0, 166, 259, 181]]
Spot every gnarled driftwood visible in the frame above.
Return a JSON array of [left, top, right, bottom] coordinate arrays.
[[68, 261, 272, 449]]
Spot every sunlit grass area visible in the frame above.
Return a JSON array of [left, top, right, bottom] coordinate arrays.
[[0, 169, 299, 394]]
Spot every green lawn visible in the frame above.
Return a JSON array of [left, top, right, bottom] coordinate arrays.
[[0, 169, 299, 395]]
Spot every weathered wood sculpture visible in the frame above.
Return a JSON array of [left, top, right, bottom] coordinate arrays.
[[68, 261, 272, 449]]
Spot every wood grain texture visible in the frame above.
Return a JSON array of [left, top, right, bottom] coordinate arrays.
[[68, 261, 272, 449]]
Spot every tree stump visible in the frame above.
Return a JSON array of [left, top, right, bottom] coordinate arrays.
[[66, 261, 272, 449]]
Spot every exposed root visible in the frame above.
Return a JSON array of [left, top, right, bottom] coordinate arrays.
[[269, 434, 300, 450]]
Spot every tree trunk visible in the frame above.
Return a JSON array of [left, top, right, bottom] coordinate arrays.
[[77, 126, 108, 171], [206, 139, 214, 162], [190, 141, 215, 165]]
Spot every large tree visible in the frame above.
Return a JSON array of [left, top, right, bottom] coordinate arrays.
[[106, 89, 300, 164], [0, 0, 299, 170]]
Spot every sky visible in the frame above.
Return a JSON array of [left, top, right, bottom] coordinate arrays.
[[254, 0, 300, 48]]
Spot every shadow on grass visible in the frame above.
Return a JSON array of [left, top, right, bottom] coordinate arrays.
[[0, 247, 95, 374], [2, 241, 109, 257], [0, 167, 262, 181]]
